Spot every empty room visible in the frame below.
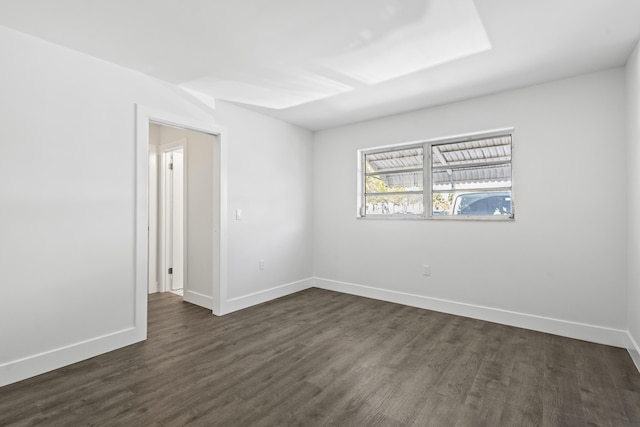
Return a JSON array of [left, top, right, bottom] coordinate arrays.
[[1, 0, 640, 425]]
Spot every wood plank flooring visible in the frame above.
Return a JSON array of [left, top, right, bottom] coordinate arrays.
[[1, 288, 639, 426]]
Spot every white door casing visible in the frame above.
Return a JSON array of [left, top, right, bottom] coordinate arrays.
[[136, 104, 227, 329]]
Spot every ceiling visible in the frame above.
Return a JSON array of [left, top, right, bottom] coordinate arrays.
[[0, 0, 639, 131]]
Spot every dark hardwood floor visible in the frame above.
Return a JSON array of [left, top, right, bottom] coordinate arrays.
[[2, 288, 639, 426]]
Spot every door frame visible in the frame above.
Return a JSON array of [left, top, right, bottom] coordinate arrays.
[[135, 105, 228, 340]]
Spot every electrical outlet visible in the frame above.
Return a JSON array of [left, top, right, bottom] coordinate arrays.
[[423, 264, 430, 276], [259, 259, 265, 270]]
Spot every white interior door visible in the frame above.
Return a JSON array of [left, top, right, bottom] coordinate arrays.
[[164, 147, 184, 292], [170, 149, 184, 291]]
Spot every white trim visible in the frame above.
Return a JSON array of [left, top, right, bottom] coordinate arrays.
[[215, 131, 227, 315], [134, 107, 150, 341], [628, 332, 640, 373], [313, 278, 630, 348], [184, 290, 214, 310], [222, 278, 314, 315], [3, 276, 635, 387], [0, 328, 137, 387]]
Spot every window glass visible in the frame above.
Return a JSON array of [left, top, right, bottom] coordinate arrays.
[[363, 147, 424, 216], [431, 135, 512, 217]]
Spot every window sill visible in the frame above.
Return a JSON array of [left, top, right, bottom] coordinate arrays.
[[357, 214, 515, 221]]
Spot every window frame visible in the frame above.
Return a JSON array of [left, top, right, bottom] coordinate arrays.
[[357, 128, 515, 221]]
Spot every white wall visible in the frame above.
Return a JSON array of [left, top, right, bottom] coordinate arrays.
[[215, 102, 315, 310], [0, 25, 313, 386], [313, 68, 629, 346], [627, 41, 640, 369]]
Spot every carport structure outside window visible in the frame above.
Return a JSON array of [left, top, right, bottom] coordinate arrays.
[[359, 129, 514, 220]]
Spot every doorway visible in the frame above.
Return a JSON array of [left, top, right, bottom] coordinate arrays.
[[136, 105, 227, 342], [147, 121, 221, 310]]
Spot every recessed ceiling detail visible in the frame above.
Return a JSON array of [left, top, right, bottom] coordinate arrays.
[[316, 0, 491, 86], [180, 0, 490, 110], [0, 0, 638, 129], [180, 64, 354, 110]]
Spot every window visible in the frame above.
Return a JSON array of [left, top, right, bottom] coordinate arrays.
[[358, 129, 514, 220], [362, 146, 425, 216]]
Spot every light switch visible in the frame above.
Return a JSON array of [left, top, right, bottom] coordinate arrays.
[[236, 209, 242, 220]]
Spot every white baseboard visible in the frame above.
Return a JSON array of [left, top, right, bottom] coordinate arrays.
[[0, 327, 143, 388], [4, 278, 635, 388], [222, 278, 314, 315], [148, 281, 159, 294], [183, 290, 214, 310], [313, 278, 630, 349], [628, 332, 640, 373]]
